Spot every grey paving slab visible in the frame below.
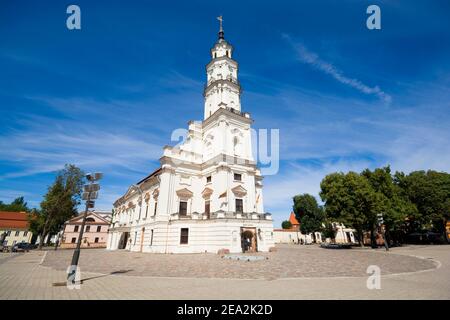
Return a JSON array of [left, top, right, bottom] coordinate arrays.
[[0, 244, 449, 299]]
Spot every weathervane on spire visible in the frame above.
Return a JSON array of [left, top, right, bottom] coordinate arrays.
[[217, 15, 224, 39]]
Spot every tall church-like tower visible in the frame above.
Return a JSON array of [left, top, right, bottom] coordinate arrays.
[[204, 16, 242, 119], [108, 17, 274, 254]]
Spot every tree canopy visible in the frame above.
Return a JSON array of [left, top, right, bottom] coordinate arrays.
[[0, 197, 30, 212], [281, 220, 292, 229], [292, 193, 325, 236], [34, 164, 85, 249], [318, 166, 450, 246], [395, 170, 450, 233]]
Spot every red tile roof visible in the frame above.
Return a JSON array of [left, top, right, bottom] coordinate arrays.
[[289, 212, 300, 226], [0, 211, 29, 229]]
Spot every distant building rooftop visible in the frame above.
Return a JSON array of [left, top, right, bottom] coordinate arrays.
[[0, 211, 29, 230], [289, 212, 300, 226]]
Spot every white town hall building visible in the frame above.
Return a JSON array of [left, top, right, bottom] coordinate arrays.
[[107, 18, 274, 254]]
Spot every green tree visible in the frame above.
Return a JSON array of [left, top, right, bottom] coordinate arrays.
[[395, 170, 450, 235], [281, 220, 292, 229], [0, 196, 30, 212], [293, 193, 325, 242], [27, 208, 45, 238], [322, 220, 336, 243], [362, 166, 416, 246], [36, 164, 84, 249], [320, 172, 383, 246]]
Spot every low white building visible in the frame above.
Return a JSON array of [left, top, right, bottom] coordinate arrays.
[[273, 230, 322, 244], [273, 213, 354, 245], [107, 19, 274, 254], [332, 223, 356, 244]]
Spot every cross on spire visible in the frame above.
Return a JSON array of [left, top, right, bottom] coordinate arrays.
[[217, 15, 223, 32], [217, 15, 224, 40]]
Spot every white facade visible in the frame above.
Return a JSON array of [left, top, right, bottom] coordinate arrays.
[[332, 223, 356, 244], [273, 230, 321, 244], [107, 22, 274, 254]]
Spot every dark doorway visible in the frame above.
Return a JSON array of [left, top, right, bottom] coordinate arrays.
[[241, 227, 257, 253], [346, 232, 352, 243], [118, 232, 129, 249]]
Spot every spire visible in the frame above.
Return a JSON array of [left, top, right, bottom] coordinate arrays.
[[217, 15, 224, 40]]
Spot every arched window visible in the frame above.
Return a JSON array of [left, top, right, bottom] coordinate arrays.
[[86, 217, 95, 222]]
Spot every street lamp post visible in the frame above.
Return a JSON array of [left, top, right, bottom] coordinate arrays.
[[377, 213, 389, 251], [67, 172, 103, 283]]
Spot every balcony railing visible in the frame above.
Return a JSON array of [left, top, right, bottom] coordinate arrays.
[[206, 75, 239, 87], [169, 211, 272, 221]]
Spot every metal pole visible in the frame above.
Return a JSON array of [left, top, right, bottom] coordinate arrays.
[[380, 224, 389, 251], [54, 233, 59, 251], [67, 190, 90, 281]]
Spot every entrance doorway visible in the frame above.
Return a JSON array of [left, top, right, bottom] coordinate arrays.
[[346, 232, 352, 243], [241, 227, 257, 253], [118, 232, 129, 249]]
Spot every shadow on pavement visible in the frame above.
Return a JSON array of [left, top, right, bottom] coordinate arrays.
[[52, 269, 133, 286]]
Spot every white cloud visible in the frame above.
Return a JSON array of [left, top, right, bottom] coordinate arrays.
[[0, 125, 163, 179], [283, 34, 392, 104]]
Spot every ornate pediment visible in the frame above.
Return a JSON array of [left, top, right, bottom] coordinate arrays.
[[231, 185, 247, 197], [123, 186, 137, 199], [202, 187, 213, 199], [68, 212, 110, 224], [176, 188, 193, 199]]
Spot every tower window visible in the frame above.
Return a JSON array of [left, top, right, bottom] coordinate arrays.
[[206, 176, 211, 183], [226, 50, 229, 57], [234, 173, 242, 181]]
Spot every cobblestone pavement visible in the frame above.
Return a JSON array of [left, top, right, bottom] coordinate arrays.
[[0, 245, 449, 299], [41, 244, 436, 279]]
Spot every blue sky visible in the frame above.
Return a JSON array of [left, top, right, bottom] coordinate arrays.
[[1, 0, 449, 227]]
